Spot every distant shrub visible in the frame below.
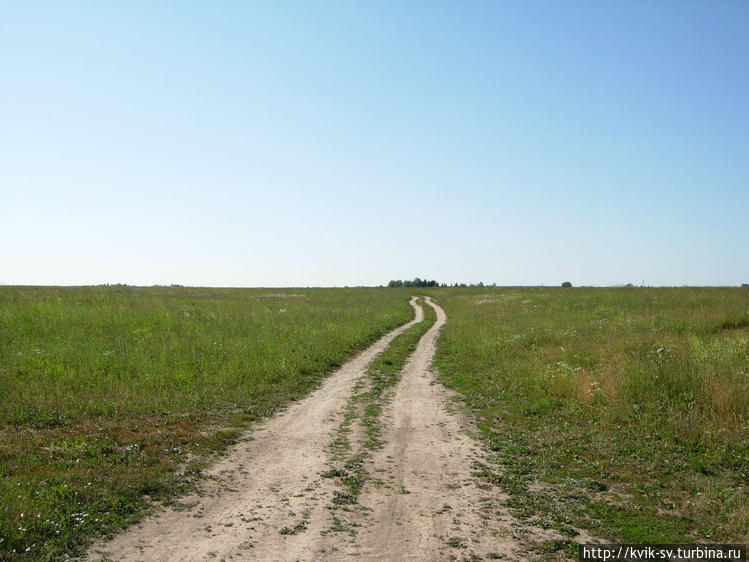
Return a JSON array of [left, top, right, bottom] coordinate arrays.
[[561, 281, 572, 288]]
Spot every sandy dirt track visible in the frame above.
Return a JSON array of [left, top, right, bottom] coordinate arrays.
[[353, 297, 522, 560], [88, 297, 543, 561]]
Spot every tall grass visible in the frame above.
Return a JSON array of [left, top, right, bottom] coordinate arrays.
[[430, 287, 749, 550], [0, 285, 413, 559]]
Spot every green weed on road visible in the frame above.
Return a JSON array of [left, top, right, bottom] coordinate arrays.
[[324, 298, 437, 533]]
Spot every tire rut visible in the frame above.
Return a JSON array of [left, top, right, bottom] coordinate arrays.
[[352, 297, 527, 560]]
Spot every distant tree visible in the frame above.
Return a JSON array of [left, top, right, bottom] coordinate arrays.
[[742, 283, 749, 288], [387, 278, 510, 288], [561, 281, 573, 288], [387, 278, 441, 288]]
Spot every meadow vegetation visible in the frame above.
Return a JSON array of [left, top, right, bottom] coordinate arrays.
[[3, 284, 747, 559], [0, 285, 413, 559], [431, 287, 749, 556]]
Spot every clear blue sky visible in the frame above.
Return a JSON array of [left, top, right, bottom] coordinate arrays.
[[2, 1, 747, 287]]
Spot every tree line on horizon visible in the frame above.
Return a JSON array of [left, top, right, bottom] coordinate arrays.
[[388, 279, 581, 288], [387, 278, 440, 288], [387, 278, 501, 288]]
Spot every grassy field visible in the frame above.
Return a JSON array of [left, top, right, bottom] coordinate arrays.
[[3, 285, 747, 559], [430, 287, 749, 556], [0, 286, 413, 559]]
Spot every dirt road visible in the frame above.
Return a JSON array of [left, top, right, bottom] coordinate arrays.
[[89, 297, 542, 561]]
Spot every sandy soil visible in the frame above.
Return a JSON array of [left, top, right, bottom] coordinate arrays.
[[88, 297, 552, 561]]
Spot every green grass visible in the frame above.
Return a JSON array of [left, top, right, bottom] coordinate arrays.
[[430, 286, 749, 554], [0, 285, 413, 560], [5, 285, 747, 558]]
